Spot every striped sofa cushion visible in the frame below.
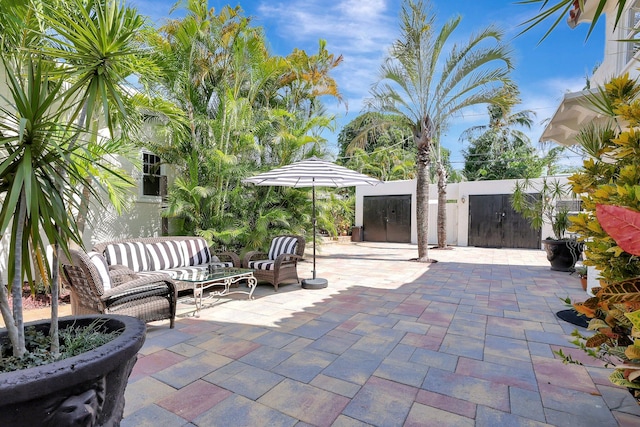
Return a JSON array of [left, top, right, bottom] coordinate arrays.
[[267, 236, 298, 260], [139, 267, 205, 281], [209, 255, 233, 268], [104, 242, 150, 272], [180, 238, 211, 266], [146, 241, 185, 270], [87, 251, 112, 290]]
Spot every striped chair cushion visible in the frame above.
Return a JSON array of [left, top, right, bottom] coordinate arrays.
[[87, 251, 112, 290], [104, 242, 149, 272], [146, 241, 185, 270], [248, 260, 275, 271], [248, 260, 295, 271], [180, 238, 212, 266], [267, 236, 298, 260]]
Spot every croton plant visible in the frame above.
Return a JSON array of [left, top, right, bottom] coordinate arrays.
[[566, 74, 640, 398], [576, 205, 640, 392]]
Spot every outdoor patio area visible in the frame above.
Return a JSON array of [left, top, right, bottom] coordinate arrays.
[[118, 241, 640, 426]]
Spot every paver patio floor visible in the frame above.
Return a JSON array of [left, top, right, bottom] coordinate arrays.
[[122, 242, 640, 426]]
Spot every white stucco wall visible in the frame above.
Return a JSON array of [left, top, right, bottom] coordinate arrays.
[[81, 144, 173, 248], [590, 1, 640, 86], [356, 176, 571, 247]]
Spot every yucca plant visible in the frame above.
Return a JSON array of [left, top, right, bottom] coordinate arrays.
[[0, 0, 148, 362]]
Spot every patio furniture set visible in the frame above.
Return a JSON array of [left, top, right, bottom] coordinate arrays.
[[60, 235, 305, 328]]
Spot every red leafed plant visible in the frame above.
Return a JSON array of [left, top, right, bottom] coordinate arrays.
[[596, 204, 640, 256]]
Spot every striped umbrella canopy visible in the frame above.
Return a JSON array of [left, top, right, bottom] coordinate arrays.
[[242, 156, 381, 188], [242, 156, 381, 288]]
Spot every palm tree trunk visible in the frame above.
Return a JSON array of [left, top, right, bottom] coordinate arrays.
[[416, 160, 430, 261], [436, 161, 448, 248], [415, 125, 431, 262]]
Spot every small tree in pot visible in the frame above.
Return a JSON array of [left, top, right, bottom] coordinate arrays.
[[511, 177, 581, 271]]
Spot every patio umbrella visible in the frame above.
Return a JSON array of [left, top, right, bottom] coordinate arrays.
[[242, 156, 381, 288]]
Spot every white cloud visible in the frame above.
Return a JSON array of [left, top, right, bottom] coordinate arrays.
[[257, 0, 398, 115]]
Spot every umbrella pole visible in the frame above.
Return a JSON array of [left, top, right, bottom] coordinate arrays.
[[302, 180, 328, 289], [312, 183, 317, 279]]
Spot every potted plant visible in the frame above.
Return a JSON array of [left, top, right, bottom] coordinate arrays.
[[511, 177, 581, 271], [0, 1, 156, 424], [574, 265, 588, 291], [557, 74, 640, 402]]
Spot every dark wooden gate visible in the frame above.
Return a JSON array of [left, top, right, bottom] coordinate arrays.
[[468, 194, 540, 249], [363, 195, 411, 243]]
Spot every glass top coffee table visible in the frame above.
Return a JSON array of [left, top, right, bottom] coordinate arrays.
[[173, 267, 256, 315]]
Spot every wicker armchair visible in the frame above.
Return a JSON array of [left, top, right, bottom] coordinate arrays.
[[242, 235, 305, 291], [61, 249, 177, 328]]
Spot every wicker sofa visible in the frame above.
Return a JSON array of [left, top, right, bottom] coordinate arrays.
[[60, 236, 242, 328], [242, 235, 305, 291], [91, 236, 241, 292]]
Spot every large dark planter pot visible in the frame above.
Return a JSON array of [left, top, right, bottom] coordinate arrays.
[[542, 239, 582, 272], [0, 314, 145, 427]]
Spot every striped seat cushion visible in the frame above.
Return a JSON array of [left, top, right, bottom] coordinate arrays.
[[147, 262, 232, 281], [180, 238, 212, 266], [248, 260, 275, 271], [248, 260, 295, 271], [142, 267, 205, 281], [104, 242, 149, 272], [87, 251, 112, 290], [146, 241, 186, 270], [267, 236, 298, 260], [209, 255, 233, 269]]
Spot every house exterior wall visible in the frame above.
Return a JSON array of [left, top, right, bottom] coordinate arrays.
[[585, 1, 640, 85], [82, 141, 174, 247], [355, 176, 571, 248]]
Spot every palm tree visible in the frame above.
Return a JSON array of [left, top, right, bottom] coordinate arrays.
[[461, 85, 542, 180], [280, 39, 344, 115], [364, 0, 512, 260], [462, 85, 534, 142]]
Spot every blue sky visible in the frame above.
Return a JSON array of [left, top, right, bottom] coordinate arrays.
[[131, 0, 604, 169]]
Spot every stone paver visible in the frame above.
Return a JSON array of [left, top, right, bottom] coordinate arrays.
[[258, 378, 350, 427], [342, 377, 418, 426], [97, 243, 640, 426], [156, 380, 232, 422]]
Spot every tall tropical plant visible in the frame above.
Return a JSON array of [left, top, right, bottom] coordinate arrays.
[[0, 0, 150, 358], [364, 0, 512, 259], [144, 1, 341, 251], [142, 2, 266, 239]]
